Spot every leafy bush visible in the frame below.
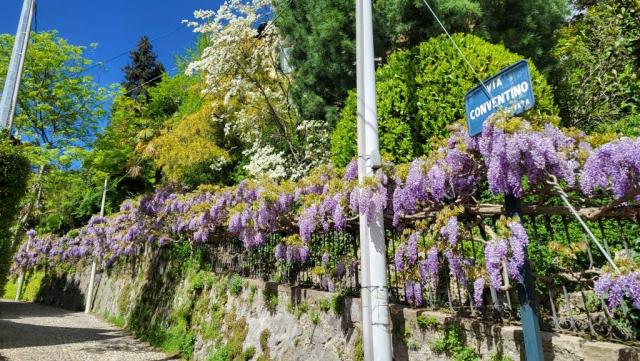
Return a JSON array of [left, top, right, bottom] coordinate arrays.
[[248, 284, 257, 304], [331, 33, 557, 166], [318, 299, 331, 313], [228, 275, 243, 296], [309, 310, 320, 325], [190, 271, 215, 291], [264, 292, 278, 312], [432, 325, 478, 361], [551, 0, 640, 132], [0, 141, 30, 292], [416, 314, 439, 330]]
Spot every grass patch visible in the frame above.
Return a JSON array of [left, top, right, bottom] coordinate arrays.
[[3, 270, 45, 301]]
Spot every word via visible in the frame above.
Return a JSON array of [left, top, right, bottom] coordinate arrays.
[[465, 60, 535, 136]]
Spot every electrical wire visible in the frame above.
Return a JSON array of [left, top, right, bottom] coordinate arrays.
[[420, 0, 493, 98]]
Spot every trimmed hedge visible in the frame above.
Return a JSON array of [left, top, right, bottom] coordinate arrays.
[[331, 33, 558, 166], [0, 140, 31, 292]]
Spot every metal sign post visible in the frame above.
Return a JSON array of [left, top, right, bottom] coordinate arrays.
[[466, 62, 544, 360], [505, 195, 544, 361]]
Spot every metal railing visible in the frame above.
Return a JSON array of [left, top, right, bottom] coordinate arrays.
[[197, 208, 639, 344]]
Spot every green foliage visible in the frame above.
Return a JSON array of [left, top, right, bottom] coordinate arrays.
[[310, 310, 320, 325], [318, 299, 331, 313], [122, 36, 165, 100], [432, 325, 478, 361], [0, 141, 30, 292], [257, 329, 271, 361], [3, 270, 45, 301], [479, 0, 570, 71], [332, 34, 557, 166], [86, 93, 156, 207], [265, 293, 279, 312], [293, 302, 309, 319], [106, 314, 126, 328], [190, 271, 215, 291], [145, 102, 230, 187], [353, 327, 364, 361], [488, 350, 513, 361], [243, 346, 256, 360], [416, 314, 439, 330], [0, 31, 107, 151], [248, 284, 257, 304], [274, 0, 568, 122], [551, 0, 640, 132], [228, 275, 243, 296], [331, 293, 345, 315]]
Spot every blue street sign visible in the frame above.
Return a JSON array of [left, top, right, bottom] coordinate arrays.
[[465, 60, 535, 136]]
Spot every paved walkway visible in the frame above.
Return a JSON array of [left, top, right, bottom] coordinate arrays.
[[0, 300, 177, 361]]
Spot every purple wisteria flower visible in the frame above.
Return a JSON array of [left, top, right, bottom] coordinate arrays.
[[484, 240, 508, 289], [344, 159, 358, 181], [440, 217, 458, 246], [395, 244, 406, 271], [406, 233, 419, 265], [473, 278, 485, 308], [580, 138, 640, 200]]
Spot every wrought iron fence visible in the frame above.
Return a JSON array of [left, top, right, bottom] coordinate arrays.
[[199, 207, 639, 344]]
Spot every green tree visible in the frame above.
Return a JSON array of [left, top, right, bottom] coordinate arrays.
[[122, 36, 165, 100], [274, 0, 569, 122], [0, 31, 107, 150], [86, 94, 156, 206], [550, 0, 640, 132], [479, 0, 569, 69], [0, 141, 30, 292], [331, 34, 557, 166], [0, 31, 107, 247]]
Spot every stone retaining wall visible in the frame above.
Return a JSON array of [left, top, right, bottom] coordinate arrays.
[[35, 253, 639, 361]]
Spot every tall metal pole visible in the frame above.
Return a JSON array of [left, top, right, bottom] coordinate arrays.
[[356, 0, 373, 359], [0, 0, 36, 132], [85, 177, 108, 313], [358, 0, 393, 359]]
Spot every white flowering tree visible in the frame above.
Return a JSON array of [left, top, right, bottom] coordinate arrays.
[[186, 0, 328, 180]]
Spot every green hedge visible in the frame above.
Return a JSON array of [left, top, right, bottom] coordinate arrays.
[[0, 140, 31, 293], [331, 33, 558, 166]]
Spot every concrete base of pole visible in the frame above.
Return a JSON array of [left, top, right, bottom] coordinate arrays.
[[15, 271, 25, 301], [84, 260, 97, 313]]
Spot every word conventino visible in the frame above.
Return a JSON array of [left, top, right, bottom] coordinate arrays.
[[468, 81, 530, 120]]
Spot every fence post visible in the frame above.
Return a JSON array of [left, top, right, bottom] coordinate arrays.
[[505, 194, 544, 361]]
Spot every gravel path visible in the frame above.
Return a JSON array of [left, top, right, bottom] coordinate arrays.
[[0, 300, 178, 361]]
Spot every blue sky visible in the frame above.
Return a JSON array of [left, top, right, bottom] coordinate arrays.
[[1, 0, 225, 90]]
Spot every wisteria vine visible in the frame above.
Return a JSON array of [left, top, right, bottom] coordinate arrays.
[[12, 115, 640, 312]]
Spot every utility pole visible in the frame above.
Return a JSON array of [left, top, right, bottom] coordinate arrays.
[[85, 177, 108, 313], [356, 0, 393, 359], [356, 0, 373, 359], [0, 0, 36, 132]]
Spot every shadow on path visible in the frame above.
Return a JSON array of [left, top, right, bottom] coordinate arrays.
[[0, 300, 176, 360]]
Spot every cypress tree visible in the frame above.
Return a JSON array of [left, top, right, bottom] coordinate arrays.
[[122, 36, 165, 100]]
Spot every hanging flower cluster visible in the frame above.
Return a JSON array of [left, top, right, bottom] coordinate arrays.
[[594, 272, 640, 311], [12, 115, 640, 312], [580, 137, 640, 201]]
